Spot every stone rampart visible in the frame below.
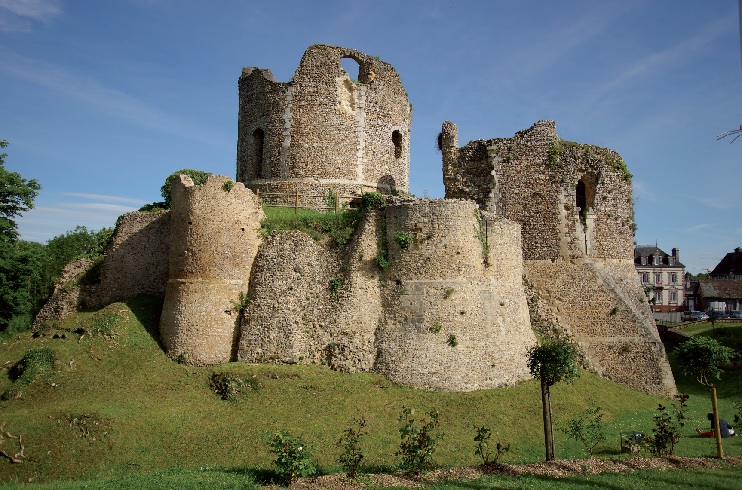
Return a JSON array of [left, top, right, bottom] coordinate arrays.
[[160, 175, 264, 365]]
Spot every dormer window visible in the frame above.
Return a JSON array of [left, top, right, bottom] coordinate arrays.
[[641, 256, 647, 265], [654, 255, 661, 266]]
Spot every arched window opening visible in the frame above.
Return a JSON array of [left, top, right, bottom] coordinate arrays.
[[252, 128, 265, 179], [392, 130, 402, 159], [340, 57, 361, 82]]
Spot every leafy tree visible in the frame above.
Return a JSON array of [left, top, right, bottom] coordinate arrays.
[[527, 338, 580, 461], [0, 140, 42, 332], [0, 140, 41, 242], [159, 169, 211, 208], [675, 336, 736, 459]]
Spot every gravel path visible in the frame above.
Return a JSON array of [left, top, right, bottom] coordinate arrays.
[[283, 456, 742, 489]]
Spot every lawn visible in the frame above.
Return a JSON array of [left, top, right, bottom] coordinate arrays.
[[0, 296, 740, 488]]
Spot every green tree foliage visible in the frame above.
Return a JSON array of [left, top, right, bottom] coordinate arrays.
[[0, 140, 41, 242], [527, 338, 580, 461], [160, 169, 211, 208], [675, 336, 736, 387], [0, 140, 42, 332], [675, 336, 736, 459]]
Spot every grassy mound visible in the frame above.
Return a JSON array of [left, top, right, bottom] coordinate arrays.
[[0, 296, 740, 487]]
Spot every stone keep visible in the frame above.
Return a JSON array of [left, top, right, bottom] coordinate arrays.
[[441, 120, 676, 397], [236, 44, 412, 207]]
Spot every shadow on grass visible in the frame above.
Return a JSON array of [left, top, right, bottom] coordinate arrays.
[[123, 295, 165, 349]]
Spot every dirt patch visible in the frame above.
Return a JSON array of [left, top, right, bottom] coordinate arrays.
[[282, 456, 742, 489]]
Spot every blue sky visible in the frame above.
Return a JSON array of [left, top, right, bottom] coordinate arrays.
[[1, 0, 740, 274]]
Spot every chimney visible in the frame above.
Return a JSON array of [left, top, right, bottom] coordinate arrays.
[[672, 248, 679, 263]]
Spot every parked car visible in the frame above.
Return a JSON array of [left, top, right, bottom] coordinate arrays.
[[731, 311, 742, 319], [681, 311, 709, 322]]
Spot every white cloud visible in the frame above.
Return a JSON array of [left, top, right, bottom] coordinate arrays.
[[0, 0, 60, 31], [679, 223, 712, 233], [61, 192, 148, 205], [0, 48, 223, 144]]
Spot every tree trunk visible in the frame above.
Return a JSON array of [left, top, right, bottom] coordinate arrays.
[[711, 386, 724, 459], [541, 377, 554, 461]]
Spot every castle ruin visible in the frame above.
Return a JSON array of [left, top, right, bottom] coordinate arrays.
[[39, 45, 676, 397], [237, 45, 412, 207]]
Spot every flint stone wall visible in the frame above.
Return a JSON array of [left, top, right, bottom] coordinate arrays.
[[442, 120, 634, 261], [237, 44, 412, 205], [375, 199, 536, 391]]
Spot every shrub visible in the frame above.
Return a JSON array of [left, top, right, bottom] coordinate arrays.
[[208, 372, 259, 401], [396, 406, 444, 474], [336, 416, 367, 478], [447, 334, 458, 347], [269, 430, 318, 484], [393, 230, 412, 249], [645, 394, 688, 456], [9, 346, 56, 385], [328, 277, 344, 301], [360, 192, 384, 212], [561, 405, 606, 457], [473, 425, 510, 464]]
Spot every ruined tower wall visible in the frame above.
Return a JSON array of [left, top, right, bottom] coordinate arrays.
[[236, 68, 289, 183], [90, 210, 170, 308], [375, 199, 537, 391], [442, 120, 635, 261], [237, 45, 411, 207], [160, 175, 264, 365]]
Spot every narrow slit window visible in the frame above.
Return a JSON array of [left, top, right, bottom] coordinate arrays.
[[392, 130, 402, 159]]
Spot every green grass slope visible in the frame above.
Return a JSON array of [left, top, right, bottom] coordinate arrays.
[[0, 296, 740, 487]]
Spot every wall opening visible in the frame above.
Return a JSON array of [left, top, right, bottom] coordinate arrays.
[[252, 128, 265, 179], [340, 57, 361, 82], [576, 180, 587, 224], [392, 130, 403, 159]]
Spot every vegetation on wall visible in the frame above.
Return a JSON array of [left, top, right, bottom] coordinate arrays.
[[548, 138, 632, 182]]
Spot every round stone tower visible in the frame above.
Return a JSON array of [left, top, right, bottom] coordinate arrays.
[[375, 199, 536, 391], [159, 174, 264, 365], [237, 44, 412, 208]]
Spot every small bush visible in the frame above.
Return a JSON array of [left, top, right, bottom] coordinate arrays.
[[329, 277, 344, 301], [473, 425, 510, 464], [376, 252, 390, 270], [223, 180, 234, 192], [645, 394, 688, 456], [393, 230, 412, 249], [396, 406, 444, 474], [9, 346, 56, 385], [447, 334, 458, 347], [336, 416, 367, 478], [269, 430, 318, 484], [429, 323, 442, 334], [360, 192, 384, 212], [561, 405, 606, 457], [208, 372, 259, 401]]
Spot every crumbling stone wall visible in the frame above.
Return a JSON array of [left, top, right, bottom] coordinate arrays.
[[160, 175, 264, 365], [442, 120, 634, 261], [237, 44, 412, 207], [90, 210, 170, 308], [442, 120, 675, 397]]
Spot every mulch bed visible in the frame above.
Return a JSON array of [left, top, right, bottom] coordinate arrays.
[[284, 456, 742, 489]]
